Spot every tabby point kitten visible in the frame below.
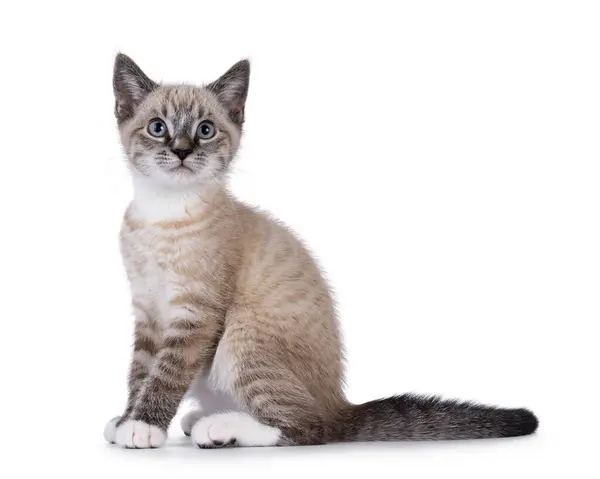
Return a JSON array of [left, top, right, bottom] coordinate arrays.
[[104, 53, 538, 449]]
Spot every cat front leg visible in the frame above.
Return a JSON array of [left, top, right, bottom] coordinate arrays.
[[104, 301, 158, 444], [113, 305, 222, 449]]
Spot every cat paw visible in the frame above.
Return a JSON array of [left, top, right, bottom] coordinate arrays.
[[115, 419, 167, 449], [191, 412, 280, 448], [192, 414, 237, 448], [103, 416, 121, 444], [181, 409, 205, 437]]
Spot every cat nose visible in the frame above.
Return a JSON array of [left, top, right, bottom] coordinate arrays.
[[170, 136, 194, 161], [171, 148, 193, 161]]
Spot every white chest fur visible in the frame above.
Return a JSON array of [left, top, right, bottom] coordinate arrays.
[[120, 224, 168, 322], [120, 178, 224, 326]]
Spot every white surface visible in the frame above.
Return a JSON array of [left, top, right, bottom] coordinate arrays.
[[0, 0, 598, 477]]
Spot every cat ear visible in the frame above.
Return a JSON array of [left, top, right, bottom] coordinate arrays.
[[113, 53, 158, 123], [206, 59, 250, 125]]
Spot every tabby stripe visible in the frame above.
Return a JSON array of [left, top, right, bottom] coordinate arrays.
[[158, 351, 188, 369], [134, 333, 157, 355], [169, 293, 226, 312], [162, 335, 195, 348], [150, 373, 190, 394]]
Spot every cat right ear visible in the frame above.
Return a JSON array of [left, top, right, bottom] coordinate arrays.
[[113, 53, 158, 123], [206, 59, 250, 125]]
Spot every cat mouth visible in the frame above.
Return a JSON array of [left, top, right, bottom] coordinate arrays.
[[170, 164, 195, 174]]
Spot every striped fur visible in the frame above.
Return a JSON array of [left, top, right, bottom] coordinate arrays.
[[106, 54, 538, 449]]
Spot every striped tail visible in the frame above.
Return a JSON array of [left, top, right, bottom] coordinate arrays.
[[332, 394, 538, 442]]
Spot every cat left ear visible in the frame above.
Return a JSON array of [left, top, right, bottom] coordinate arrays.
[[113, 53, 158, 123], [207, 59, 250, 125]]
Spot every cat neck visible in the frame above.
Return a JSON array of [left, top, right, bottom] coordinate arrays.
[[131, 174, 225, 223]]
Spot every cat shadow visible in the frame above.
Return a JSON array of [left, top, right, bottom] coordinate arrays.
[[129, 432, 539, 461]]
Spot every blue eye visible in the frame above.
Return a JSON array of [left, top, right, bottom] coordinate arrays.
[[148, 119, 167, 137], [197, 121, 216, 140]]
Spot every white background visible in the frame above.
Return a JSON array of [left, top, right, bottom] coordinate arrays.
[[1, 0, 598, 477]]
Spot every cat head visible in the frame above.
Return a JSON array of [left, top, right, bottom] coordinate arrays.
[[113, 53, 250, 189]]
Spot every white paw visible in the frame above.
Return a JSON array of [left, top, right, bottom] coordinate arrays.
[[191, 412, 280, 448], [103, 416, 121, 443], [181, 409, 205, 437], [115, 419, 167, 449]]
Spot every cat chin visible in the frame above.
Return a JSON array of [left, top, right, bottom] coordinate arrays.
[[132, 168, 200, 187], [146, 173, 221, 192], [162, 169, 199, 183]]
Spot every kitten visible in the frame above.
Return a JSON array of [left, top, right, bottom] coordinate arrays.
[[104, 54, 538, 449]]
